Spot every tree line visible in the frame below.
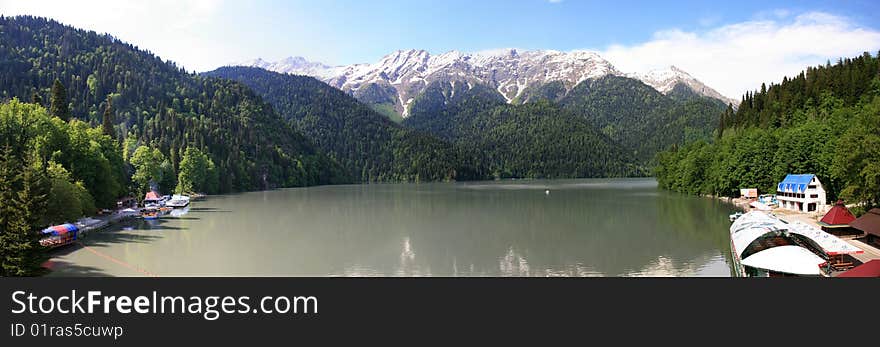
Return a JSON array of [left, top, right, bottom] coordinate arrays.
[[655, 52, 880, 212], [1, 16, 346, 195], [404, 81, 645, 179]]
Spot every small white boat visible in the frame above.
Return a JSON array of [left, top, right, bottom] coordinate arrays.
[[166, 194, 190, 208]]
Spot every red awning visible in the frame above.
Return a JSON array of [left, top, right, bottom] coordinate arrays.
[[837, 260, 880, 278], [818, 200, 856, 227]]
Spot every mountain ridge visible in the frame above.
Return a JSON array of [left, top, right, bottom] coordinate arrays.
[[231, 49, 735, 116]]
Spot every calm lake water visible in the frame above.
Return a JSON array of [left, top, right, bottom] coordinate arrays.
[[48, 178, 738, 277]]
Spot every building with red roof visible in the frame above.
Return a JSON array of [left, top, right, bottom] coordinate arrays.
[[836, 259, 880, 278], [851, 208, 880, 248], [818, 200, 857, 227], [817, 200, 860, 236]]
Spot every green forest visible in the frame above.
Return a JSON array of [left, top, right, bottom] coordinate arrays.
[[559, 76, 726, 163], [402, 75, 724, 179], [404, 81, 645, 178], [204, 67, 467, 182], [655, 52, 880, 211], [0, 16, 346, 196]]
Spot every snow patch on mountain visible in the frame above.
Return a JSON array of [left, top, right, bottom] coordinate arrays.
[[231, 56, 341, 80], [232, 50, 736, 116], [628, 66, 737, 105]]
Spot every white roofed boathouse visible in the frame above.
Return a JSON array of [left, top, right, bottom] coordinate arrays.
[[776, 174, 827, 213]]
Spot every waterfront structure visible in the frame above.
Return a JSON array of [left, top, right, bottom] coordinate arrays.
[[740, 188, 757, 199], [775, 174, 827, 213], [144, 190, 161, 208], [729, 211, 862, 277], [851, 208, 880, 248]]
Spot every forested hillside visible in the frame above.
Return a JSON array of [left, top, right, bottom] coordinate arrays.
[[204, 67, 467, 182], [559, 76, 726, 163], [402, 73, 724, 178], [405, 81, 644, 178], [0, 16, 345, 195], [656, 52, 880, 210]]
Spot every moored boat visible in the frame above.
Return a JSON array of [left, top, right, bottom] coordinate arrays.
[[144, 190, 162, 208], [166, 194, 190, 208], [142, 207, 160, 220], [39, 223, 80, 249]]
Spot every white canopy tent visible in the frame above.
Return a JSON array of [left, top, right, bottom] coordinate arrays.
[[740, 245, 826, 276], [730, 211, 788, 258]]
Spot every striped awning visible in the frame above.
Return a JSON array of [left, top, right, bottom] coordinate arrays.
[[41, 223, 79, 235]]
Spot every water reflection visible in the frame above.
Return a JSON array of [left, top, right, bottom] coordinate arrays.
[[49, 178, 736, 277], [499, 247, 530, 276], [169, 206, 190, 218]]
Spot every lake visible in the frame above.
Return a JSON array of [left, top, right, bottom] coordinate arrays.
[[47, 178, 738, 276]]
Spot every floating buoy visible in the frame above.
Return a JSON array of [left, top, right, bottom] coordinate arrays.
[[545, 190, 550, 195]]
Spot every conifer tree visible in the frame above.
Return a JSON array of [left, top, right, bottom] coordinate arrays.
[[49, 79, 69, 121], [102, 95, 115, 138], [0, 149, 50, 276]]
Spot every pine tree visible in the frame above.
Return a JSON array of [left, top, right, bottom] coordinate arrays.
[[49, 79, 70, 121], [718, 103, 733, 139], [0, 149, 50, 276], [102, 95, 115, 138]]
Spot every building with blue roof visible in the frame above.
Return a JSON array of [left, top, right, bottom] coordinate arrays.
[[776, 174, 827, 213]]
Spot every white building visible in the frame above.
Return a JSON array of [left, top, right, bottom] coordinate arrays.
[[776, 174, 827, 213]]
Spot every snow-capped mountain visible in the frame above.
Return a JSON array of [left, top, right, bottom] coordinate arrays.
[[233, 50, 734, 116], [232, 56, 339, 79], [628, 66, 736, 106]]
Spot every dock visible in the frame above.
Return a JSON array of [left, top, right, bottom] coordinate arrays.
[[76, 210, 139, 235], [41, 209, 140, 250]]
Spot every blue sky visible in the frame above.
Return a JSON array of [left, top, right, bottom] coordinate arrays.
[[242, 0, 878, 65], [2, 0, 879, 98]]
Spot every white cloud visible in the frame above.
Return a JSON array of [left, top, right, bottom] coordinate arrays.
[[601, 11, 880, 100], [548, 0, 564, 3], [0, 0, 225, 72]]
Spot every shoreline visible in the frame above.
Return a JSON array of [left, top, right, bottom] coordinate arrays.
[[41, 192, 206, 253]]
